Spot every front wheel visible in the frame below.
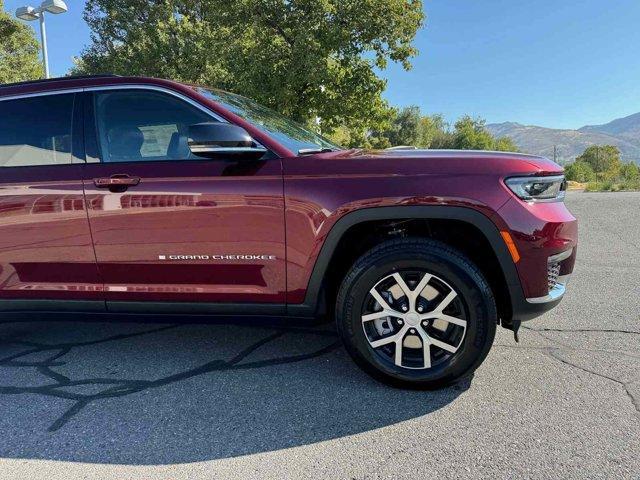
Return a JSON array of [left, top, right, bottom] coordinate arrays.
[[336, 238, 497, 389]]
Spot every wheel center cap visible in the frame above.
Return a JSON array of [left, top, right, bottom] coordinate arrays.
[[406, 312, 420, 327]]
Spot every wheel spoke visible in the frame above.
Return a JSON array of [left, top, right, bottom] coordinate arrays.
[[433, 289, 457, 313], [430, 337, 459, 353], [369, 287, 393, 311], [422, 340, 431, 368], [362, 310, 393, 323], [414, 329, 432, 368], [391, 273, 412, 299], [414, 272, 432, 299], [370, 333, 398, 349], [394, 337, 403, 366], [438, 314, 467, 328]]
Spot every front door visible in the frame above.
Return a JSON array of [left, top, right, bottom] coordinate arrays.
[[0, 93, 103, 308], [80, 89, 286, 310]]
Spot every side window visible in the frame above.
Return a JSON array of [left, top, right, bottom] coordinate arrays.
[[0, 94, 74, 168], [93, 90, 214, 163]]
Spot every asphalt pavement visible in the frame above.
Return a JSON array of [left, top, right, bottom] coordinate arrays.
[[0, 191, 638, 479]]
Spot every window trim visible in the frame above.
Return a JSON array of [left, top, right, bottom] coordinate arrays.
[[0, 86, 225, 123], [0, 88, 84, 102]]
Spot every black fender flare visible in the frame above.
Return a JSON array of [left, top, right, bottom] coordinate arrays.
[[286, 205, 527, 319]]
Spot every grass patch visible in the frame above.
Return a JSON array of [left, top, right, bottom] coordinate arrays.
[[585, 179, 640, 192]]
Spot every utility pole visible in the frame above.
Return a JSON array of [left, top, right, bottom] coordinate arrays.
[[596, 146, 600, 187]]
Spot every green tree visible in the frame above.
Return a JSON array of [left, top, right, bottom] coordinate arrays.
[[452, 116, 495, 150], [576, 145, 622, 177], [74, 0, 424, 133], [380, 106, 422, 146], [366, 107, 442, 148], [449, 116, 518, 152], [394, 106, 423, 146], [565, 161, 596, 182], [361, 109, 519, 151], [493, 136, 519, 152], [0, 0, 43, 83], [418, 114, 449, 148]]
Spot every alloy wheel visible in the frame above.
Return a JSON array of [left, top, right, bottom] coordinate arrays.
[[361, 270, 467, 370]]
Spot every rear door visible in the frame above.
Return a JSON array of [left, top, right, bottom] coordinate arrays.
[[80, 87, 286, 311], [0, 92, 103, 309]]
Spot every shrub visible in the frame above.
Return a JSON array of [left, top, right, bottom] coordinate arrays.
[[565, 161, 595, 182], [621, 178, 640, 190], [584, 178, 640, 192], [621, 162, 640, 181]]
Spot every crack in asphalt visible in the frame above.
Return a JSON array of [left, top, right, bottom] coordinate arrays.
[[522, 326, 640, 335], [544, 348, 640, 414], [516, 328, 640, 415], [495, 342, 640, 360], [0, 323, 341, 432]]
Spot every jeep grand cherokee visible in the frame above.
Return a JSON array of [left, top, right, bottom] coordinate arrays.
[[0, 75, 577, 388]]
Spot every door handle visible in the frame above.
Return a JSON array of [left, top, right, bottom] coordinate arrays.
[[94, 174, 141, 189]]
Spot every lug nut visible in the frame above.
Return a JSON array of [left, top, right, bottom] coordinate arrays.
[[422, 320, 428, 327], [410, 328, 416, 334], [401, 305, 408, 312], [398, 319, 404, 325], [417, 306, 424, 313]]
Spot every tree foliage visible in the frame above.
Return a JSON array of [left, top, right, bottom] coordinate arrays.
[[359, 107, 518, 151], [565, 160, 595, 183], [74, 0, 424, 133], [576, 145, 621, 176], [384, 106, 422, 147], [575, 145, 640, 191], [0, 0, 42, 84], [418, 113, 448, 148], [451, 116, 497, 150]]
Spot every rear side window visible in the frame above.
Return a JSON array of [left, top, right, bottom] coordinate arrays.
[[0, 94, 74, 168], [93, 90, 213, 163]]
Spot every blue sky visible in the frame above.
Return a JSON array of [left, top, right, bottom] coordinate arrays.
[[6, 0, 640, 129]]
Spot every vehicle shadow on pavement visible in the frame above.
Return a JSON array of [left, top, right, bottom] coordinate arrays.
[[0, 317, 470, 465]]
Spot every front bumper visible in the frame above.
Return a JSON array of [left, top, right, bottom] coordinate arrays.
[[496, 197, 577, 322], [526, 273, 569, 303], [509, 271, 572, 322]]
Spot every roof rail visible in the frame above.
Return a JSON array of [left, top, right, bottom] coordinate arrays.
[[0, 74, 121, 89]]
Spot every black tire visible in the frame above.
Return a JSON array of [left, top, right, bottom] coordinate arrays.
[[335, 237, 497, 389]]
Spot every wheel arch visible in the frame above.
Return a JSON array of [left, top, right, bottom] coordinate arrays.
[[287, 206, 525, 326]]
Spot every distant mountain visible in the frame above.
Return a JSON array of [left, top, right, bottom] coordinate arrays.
[[579, 112, 640, 141], [486, 113, 640, 164]]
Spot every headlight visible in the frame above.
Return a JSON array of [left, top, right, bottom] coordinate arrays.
[[505, 175, 566, 202]]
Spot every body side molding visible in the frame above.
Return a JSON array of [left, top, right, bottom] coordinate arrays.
[[0, 300, 287, 318]]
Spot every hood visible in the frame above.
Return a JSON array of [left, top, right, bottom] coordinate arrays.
[[311, 148, 564, 176]]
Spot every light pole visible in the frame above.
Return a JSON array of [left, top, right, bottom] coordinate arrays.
[[15, 0, 68, 79]]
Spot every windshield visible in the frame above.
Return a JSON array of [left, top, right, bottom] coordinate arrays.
[[197, 87, 340, 155]]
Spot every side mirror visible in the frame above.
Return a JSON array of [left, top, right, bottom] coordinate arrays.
[[187, 122, 267, 160]]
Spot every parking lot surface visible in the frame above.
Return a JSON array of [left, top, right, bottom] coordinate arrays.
[[0, 192, 638, 479]]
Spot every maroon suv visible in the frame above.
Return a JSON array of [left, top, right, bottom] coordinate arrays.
[[0, 75, 577, 388]]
